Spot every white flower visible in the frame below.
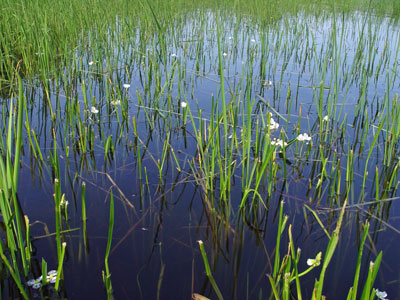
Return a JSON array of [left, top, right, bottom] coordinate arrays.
[[223, 52, 228, 56], [307, 258, 316, 266], [113, 100, 121, 106], [269, 118, 279, 130], [297, 133, 312, 143], [46, 270, 57, 284], [88, 61, 94, 66], [263, 80, 273, 88], [60, 198, 68, 206], [271, 138, 286, 148], [181, 102, 187, 108], [250, 39, 256, 43], [323, 115, 328, 121], [307, 252, 322, 267], [123, 84, 130, 89], [375, 289, 388, 300], [171, 53, 177, 57], [228, 36, 233, 40], [27, 277, 42, 289], [91, 106, 99, 114]]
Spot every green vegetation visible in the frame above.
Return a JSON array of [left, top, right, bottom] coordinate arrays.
[[0, 0, 399, 298]]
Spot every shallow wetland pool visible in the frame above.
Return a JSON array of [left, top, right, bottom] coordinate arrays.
[[1, 0, 400, 299]]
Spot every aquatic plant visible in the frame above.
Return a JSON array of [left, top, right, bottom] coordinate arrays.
[[0, 0, 399, 298]]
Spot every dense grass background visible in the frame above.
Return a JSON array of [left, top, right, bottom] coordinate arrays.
[[1, 0, 399, 89]]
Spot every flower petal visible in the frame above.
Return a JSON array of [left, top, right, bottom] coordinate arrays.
[[375, 289, 388, 299], [27, 279, 35, 286], [32, 282, 42, 289], [47, 275, 57, 283]]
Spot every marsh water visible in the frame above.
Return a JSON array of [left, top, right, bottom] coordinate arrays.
[[2, 7, 400, 300]]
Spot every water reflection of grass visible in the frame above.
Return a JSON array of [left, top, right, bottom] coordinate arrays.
[[0, 0, 400, 298]]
